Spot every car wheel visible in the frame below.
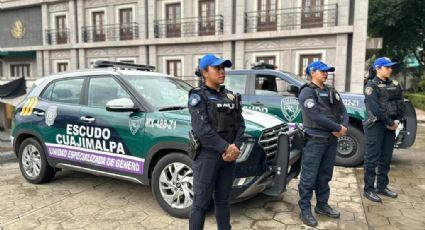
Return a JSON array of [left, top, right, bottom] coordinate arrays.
[[18, 137, 55, 184], [335, 125, 365, 167], [151, 153, 193, 218]]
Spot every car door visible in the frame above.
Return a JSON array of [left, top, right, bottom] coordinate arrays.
[[33, 77, 85, 165], [77, 75, 146, 177]]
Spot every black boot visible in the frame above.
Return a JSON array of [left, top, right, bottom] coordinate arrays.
[[315, 204, 340, 218], [364, 190, 382, 202], [377, 187, 398, 198], [299, 212, 318, 227]]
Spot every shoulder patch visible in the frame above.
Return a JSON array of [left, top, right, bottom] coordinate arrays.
[[365, 87, 373, 95], [227, 93, 235, 101], [303, 98, 316, 109], [188, 94, 201, 107], [392, 80, 399, 86]]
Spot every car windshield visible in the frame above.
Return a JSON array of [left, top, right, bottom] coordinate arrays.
[[124, 75, 192, 110], [281, 71, 309, 85]]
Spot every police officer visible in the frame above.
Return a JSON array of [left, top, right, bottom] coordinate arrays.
[[363, 57, 405, 202], [298, 61, 348, 227], [188, 54, 245, 230]]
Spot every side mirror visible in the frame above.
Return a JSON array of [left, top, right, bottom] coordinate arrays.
[[106, 98, 138, 112], [287, 84, 299, 96]]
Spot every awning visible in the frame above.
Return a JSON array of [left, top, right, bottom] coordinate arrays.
[[0, 51, 36, 58], [0, 94, 26, 107]]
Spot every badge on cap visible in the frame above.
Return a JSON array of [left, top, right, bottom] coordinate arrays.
[[304, 98, 315, 109], [365, 87, 373, 95], [227, 93, 235, 101], [189, 94, 201, 107]]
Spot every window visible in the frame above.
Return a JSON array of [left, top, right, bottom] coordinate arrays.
[[56, 15, 67, 44], [199, 0, 215, 36], [10, 64, 30, 78], [166, 60, 182, 78], [166, 3, 181, 37], [42, 78, 84, 104], [254, 74, 292, 96], [257, 0, 277, 31], [256, 56, 276, 65], [88, 77, 130, 107], [57, 62, 69, 72], [92, 11, 106, 42], [224, 75, 248, 94], [299, 54, 321, 77], [119, 8, 134, 40], [302, 0, 323, 28]]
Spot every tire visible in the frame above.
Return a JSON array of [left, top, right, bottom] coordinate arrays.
[[18, 137, 55, 184], [151, 153, 193, 218], [335, 125, 365, 167]]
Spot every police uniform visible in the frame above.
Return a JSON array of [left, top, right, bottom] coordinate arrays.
[[298, 82, 348, 217], [363, 76, 404, 197], [188, 84, 245, 230]]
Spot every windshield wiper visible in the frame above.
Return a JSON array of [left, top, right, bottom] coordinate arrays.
[[158, 106, 187, 111]]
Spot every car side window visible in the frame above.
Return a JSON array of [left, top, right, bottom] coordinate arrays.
[[41, 78, 84, 104], [88, 77, 130, 107], [224, 74, 248, 94], [255, 75, 292, 96]]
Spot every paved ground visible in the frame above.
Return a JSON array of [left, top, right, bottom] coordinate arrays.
[[0, 125, 424, 230]]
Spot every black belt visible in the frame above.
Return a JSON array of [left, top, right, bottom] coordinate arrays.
[[305, 134, 333, 141]]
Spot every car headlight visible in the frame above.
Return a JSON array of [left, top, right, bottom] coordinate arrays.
[[236, 142, 254, 162]]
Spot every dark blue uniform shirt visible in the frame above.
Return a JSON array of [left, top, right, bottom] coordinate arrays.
[[188, 84, 245, 158], [298, 84, 349, 137]]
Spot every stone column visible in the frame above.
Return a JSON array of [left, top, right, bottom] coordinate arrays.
[[36, 51, 44, 78], [76, 0, 85, 43], [43, 51, 51, 75], [41, 4, 48, 46], [234, 41, 245, 69], [147, 0, 156, 39], [68, 0, 77, 44], [78, 48, 86, 69], [149, 45, 157, 67], [350, 0, 369, 93], [334, 34, 348, 91], [235, 0, 246, 34]]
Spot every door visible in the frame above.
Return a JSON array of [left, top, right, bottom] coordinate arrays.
[[166, 3, 181, 37], [299, 54, 321, 78], [120, 8, 133, 40], [199, 0, 215, 36], [166, 60, 182, 78], [56, 15, 67, 44], [79, 76, 146, 176], [35, 78, 85, 164], [92, 11, 106, 42], [301, 0, 323, 28], [257, 0, 277, 31]]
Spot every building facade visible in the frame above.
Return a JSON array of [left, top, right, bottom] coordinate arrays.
[[0, 0, 369, 93]]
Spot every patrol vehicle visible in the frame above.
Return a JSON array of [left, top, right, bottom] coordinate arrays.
[[11, 61, 303, 218], [224, 63, 417, 167]]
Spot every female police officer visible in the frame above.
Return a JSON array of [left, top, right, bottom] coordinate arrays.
[[188, 54, 245, 230], [363, 57, 405, 202], [298, 61, 348, 227]]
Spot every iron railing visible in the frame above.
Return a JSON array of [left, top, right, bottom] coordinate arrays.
[[154, 15, 224, 38], [245, 4, 337, 33], [45, 28, 70, 44], [82, 22, 139, 42]]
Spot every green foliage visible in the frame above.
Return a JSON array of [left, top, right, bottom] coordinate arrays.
[[368, 0, 425, 76], [404, 93, 425, 110]]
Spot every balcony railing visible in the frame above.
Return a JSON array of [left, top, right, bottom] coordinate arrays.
[[245, 4, 337, 33], [154, 15, 224, 38], [46, 28, 70, 44], [82, 22, 139, 42]]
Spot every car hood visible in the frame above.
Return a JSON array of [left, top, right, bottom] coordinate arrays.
[[161, 108, 284, 137]]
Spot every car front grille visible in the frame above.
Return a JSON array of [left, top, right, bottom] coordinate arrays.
[[259, 124, 287, 164]]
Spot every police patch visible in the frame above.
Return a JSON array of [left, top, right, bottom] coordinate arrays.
[[365, 87, 373, 95], [304, 98, 315, 109], [45, 106, 57, 126], [129, 116, 142, 135], [393, 80, 399, 86], [227, 93, 235, 101], [189, 94, 201, 107]]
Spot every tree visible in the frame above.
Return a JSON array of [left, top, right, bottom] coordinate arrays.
[[368, 0, 425, 77]]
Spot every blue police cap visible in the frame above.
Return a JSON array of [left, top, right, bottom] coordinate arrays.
[[373, 57, 397, 69], [199, 54, 232, 70], [306, 61, 335, 76]]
